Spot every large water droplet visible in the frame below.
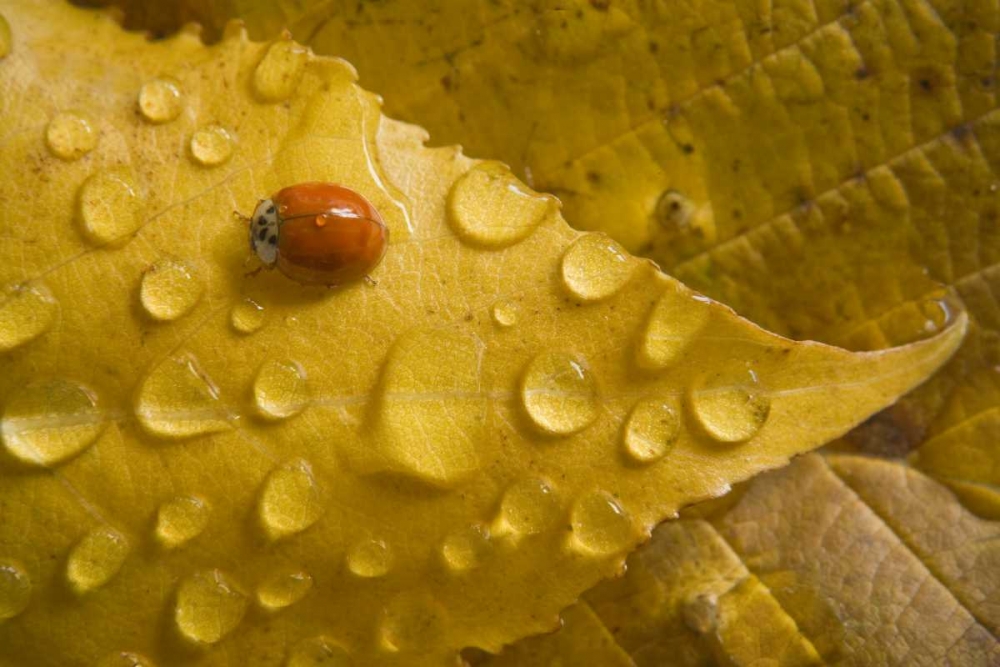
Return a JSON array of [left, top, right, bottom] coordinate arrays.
[[447, 162, 555, 248], [636, 284, 710, 370], [689, 367, 770, 443], [139, 260, 203, 322], [230, 297, 266, 334], [258, 459, 323, 540], [491, 299, 519, 328], [0, 281, 57, 352], [623, 397, 680, 464], [0, 13, 11, 58], [138, 79, 183, 123], [77, 168, 142, 246], [440, 525, 491, 572], [561, 233, 636, 302], [190, 125, 234, 166], [521, 351, 599, 436], [97, 652, 156, 667], [496, 478, 561, 536], [379, 593, 447, 653], [253, 359, 309, 420], [346, 539, 392, 578], [253, 39, 309, 102], [155, 495, 210, 549], [0, 559, 31, 620], [174, 569, 248, 644], [46, 112, 97, 161], [570, 491, 634, 555], [135, 353, 232, 438], [1, 379, 105, 467], [287, 636, 353, 667], [256, 569, 312, 610], [66, 526, 129, 594]]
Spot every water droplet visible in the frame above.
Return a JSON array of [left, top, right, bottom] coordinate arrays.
[[77, 168, 142, 246], [346, 539, 392, 578], [138, 79, 183, 123], [287, 636, 353, 667], [0, 560, 31, 620], [655, 190, 694, 230], [379, 593, 447, 653], [440, 525, 491, 572], [447, 162, 555, 248], [497, 478, 561, 535], [256, 569, 312, 610], [258, 459, 323, 540], [1, 379, 105, 466], [155, 495, 210, 549], [253, 359, 309, 420], [174, 569, 248, 644], [0, 282, 57, 352], [253, 39, 309, 102], [0, 13, 11, 58], [921, 297, 953, 334], [636, 284, 710, 370], [189, 125, 233, 166], [66, 526, 129, 594], [230, 297, 266, 334], [139, 260, 203, 322], [520, 351, 599, 436], [97, 651, 156, 667], [689, 367, 770, 443], [570, 491, 634, 555], [491, 299, 519, 327], [681, 593, 718, 634], [623, 397, 680, 464], [561, 233, 636, 302], [135, 353, 232, 438], [46, 113, 97, 161]]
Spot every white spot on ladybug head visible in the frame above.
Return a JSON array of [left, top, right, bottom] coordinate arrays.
[[249, 198, 280, 266]]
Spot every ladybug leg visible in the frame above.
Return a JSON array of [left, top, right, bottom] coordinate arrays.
[[364, 275, 379, 287], [244, 264, 263, 279], [232, 210, 250, 225]]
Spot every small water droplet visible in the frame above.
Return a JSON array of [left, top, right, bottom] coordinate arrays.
[[66, 526, 129, 594], [440, 525, 491, 572], [346, 539, 392, 578], [1, 379, 105, 466], [636, 284, 710, 370], [155, 495, 210, 549], [253, 359, 309, 420], [0, 13, 11, 59], [0, 282, 57, 352], [230, 297, 266, 334], [570, 492, 634, 555], [521, 351, 599, 436], [623, 397, 680, 464], [286, 636, 353, 667], [138, 79, 183, 123], [46, 112, 97, 160], [491, 299, 519, 328], [135, 353, 232, 438], [655, 190, 694, 231], [497, 478, 561, 535], [174, 569, 248, 644], [256, 569, 312, 610], [0, 559, 31, 620], [447, 162, 555, 248], [189, 125, 234, 166], [921, 297, 953, 334], [689, 367, 770, 443], [77, 168, 142, 246], [139, 260, 203, 322], [561, 233, 636, 302], [682, 593, 718, 634], [253, 39, 309, 102], [379, 593, 447, 653], [258, 459, 323, 540], [97, 651, 156, 667]]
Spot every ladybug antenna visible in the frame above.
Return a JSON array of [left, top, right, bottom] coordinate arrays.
[[233, 210, 250, 225]]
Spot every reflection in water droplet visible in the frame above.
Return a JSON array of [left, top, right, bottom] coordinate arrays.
[[570, 491, 634, 555], [0, 282, 57, 352], [379, 593, 448, 653], [66, 526, 129, 594], [447, 162, 554, 248], [46, 113, 98, 160], [346, 539, 392, 578], [253, 359, 309, 420], [230, 297, 266, 334], [139, 260, 203, 322], [155, 496, 210, 549], [286, 636, 353, 667], [921, 297, 953, 334], [138, 79, 183, 123], [521, 351, 599, 436], [441, 525, 491, 572], [636, 284, 709, 370], [1, 379, 105, 466], [689, 368, 770, 443], [190, 126, 234, 166], [258, 459, 323, 540], [135, 353, 232, 438], [256, 570, 312, 610], [0, 560, 31, 620], [491, 299, 519, 328], [78, 169, 142, 246], [497, 478, 561, 535], [253, 40, 309, 102], [561, 233, 636, 302], [97, 651, 156, 667], [174, 569, 248, 644], [0, 13, 11, 58], [623, 397, 680, 464]]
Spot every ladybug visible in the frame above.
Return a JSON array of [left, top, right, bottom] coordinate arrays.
[[247, 182, 388, 286]]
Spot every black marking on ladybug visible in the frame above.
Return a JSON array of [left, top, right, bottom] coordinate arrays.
[[268, 235, 278, 246], [257, 228, 268, 241], [257, 217, 266, 227], [267, 205, 276, 214]]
